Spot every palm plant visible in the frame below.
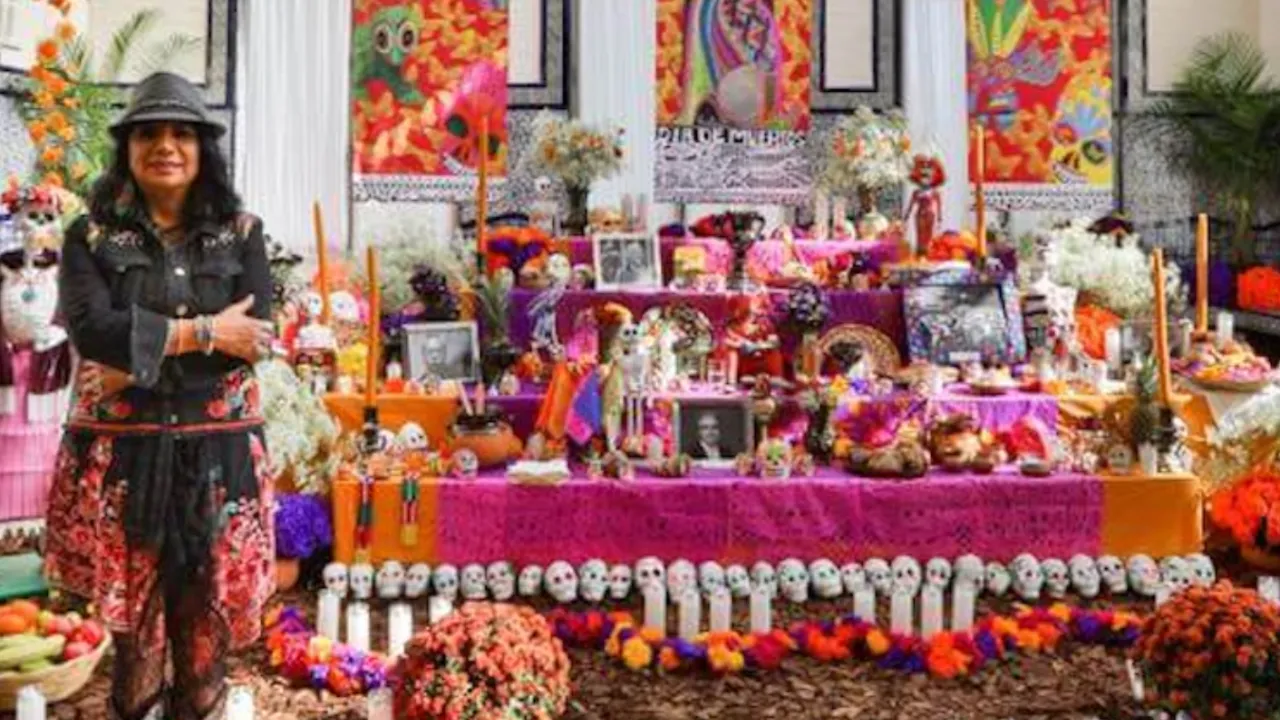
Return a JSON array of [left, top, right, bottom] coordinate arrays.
[[1145, 33, 1280, 266]]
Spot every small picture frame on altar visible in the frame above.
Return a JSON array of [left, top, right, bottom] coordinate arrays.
[[594, 233, 661, 290], [403, 322, 480, 383], [673, 397, 754, 468]]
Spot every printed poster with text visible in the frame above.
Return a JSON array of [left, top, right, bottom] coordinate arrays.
[[351, 0, 509, 201], [966, 0, 1114, 213], [655, 0, 813, 204]]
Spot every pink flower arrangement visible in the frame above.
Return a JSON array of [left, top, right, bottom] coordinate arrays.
[[394, 602, 571, 720]]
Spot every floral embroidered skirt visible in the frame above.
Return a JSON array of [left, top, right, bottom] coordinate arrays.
[[44, 426, 276, 649]]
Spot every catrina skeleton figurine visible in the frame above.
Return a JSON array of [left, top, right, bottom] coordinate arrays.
[[904, 152, 945, 255]]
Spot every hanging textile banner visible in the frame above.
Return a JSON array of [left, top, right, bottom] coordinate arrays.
[[350, 0, 509, 202], [966, 0, 1114, 213], [654, 0, 813, 204]]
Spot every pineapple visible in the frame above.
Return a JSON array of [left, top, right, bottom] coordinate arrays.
[[1130, 357, 1160, 447]]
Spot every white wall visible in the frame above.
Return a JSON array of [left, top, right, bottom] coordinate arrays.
[[1147, 0, 1280, 88]]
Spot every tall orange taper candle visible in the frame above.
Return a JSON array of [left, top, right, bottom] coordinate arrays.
[[365, 245, 379, 407], [1195, 213, 1208, 332], [973, 124, 987, 259], [312, 201, 331, 325], [477, 116, 489, 262], [1152, 248, 1173, 406]]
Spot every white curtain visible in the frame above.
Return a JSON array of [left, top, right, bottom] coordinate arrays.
[[902, 0, 969, 246], [575, 0, 656, 224], [235, 0, 351, 254]]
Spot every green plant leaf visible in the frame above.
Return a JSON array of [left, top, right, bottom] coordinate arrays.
[[103, 9, 160, 81], [134, 34, 202, 77]]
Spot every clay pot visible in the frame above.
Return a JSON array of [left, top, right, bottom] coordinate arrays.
[[275, 558, 300, 591], [451, 420, 523, 469], [1241, 544, 1280, 572]]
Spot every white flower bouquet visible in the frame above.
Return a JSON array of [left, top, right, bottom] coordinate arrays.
[[821, 106, 912, 193], [1043, 218, 1187, 320], [258, 358, 340, 494], [528, 111, 625, 189]]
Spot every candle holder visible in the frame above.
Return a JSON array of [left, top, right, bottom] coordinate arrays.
[[727, 211, 765, 292]]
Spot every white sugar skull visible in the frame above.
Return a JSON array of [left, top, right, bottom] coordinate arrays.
[[840, 562, 867, 594], [809, 559, 842, 599], [1041, 558, 1069, 599], [452, 449, 479, 479], [725, 564, 751, 598], [546, 253, 572, 287], [518, 565, 544, 597], [1184, 553, 1215, 587], [954, 555, 984, 593], [1127, 555, 1160, 597], [486, 561, 515, 601], [375, 561, 406, 599], [1011, 553, 1038, 573], [349, 562, 375, 600], [578, 559, 608, 603], [301, 290, 324, 320], [865, 558, 892, 595], [433, 564, 459, 601], [328, 290, 360, 324], [323, 562, 349, 599], [750, 561, 777, 597], [404, 563, 432, 599], [777, 558, 809, 603], [1096, 555, 1127, 594], [1012, 559, 1043, 601], [667, 559, 696, 599], [924, 557, 952, 590], [1159, 556, 1192, 593], [698, 561, 727, 597], [1068, 555, 1100, 598], [890, 556, 921, 597], [985, 562, 1011, 596], [396, 422, 429, 453], [460, 563, 487, 601], [634, 557, 666, 592], [608, 564, 633, 600], [545, 561, 578, 604]]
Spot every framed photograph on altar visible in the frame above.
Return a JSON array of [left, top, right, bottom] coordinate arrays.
[[904, 277, 1027, 366], [403, 322, 480, 383], [593, 233, 661, 290], [673, 397, 754, 468]]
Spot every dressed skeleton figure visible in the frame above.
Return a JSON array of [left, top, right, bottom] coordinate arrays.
[[617, 322, 650, 442], [528, 284, 565, 352]]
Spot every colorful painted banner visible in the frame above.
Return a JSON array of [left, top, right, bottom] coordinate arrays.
[[350, 0, 509, 201], [966, 0, 1114, 213], [654, 0, 813, 204]]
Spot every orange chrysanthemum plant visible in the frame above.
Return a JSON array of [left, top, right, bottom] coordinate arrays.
[[1209, 467, 1280, 566], [1132, 582, 1280, 718]]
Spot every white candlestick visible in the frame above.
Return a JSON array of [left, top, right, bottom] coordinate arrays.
[[950, 587, 975, 633], [317, 589, 341, 641], [1217, 311, 1234, 348], [346, 602, 371, 653], [367, 688, 394, 720], [1125, 659, 1145, 702], [15, 686, 46, 720], [853, 589, 876, 624], [226, 687, 255, 720], [1104, 328, 1121, 372], [709, 589, 732, 633], [890, 591, 914, 636], [388, 602, 413, 658], [920, 587, 943, 638], [643, 584, 667, 634], [429, 596, 454, 624], [1260, 576, 1280, 603], [749, 586, 772, 634], [677, 590, 701, 641]]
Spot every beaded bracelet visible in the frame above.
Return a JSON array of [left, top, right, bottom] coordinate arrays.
[[195, 316, 216, 355]]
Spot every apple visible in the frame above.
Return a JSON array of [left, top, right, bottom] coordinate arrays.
[[73, 620, 104, 648], [62, 640, 92, 661], [43, 616, 73, 638], [36, 610, 55, 633], [63, 612, 82, 628]]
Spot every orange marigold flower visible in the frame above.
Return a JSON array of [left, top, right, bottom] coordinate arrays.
[[44, 74, 67, 96], [29, 65, 48, 84], [41, 172, 63, 188], [34, 91, 54, 109], [55, 21, 75, 41], [60, 96, 78, 110], [36, 39, 58, 64], [45, 112, 67, 132], [28, 121, 47, 142], [56, 124, 74, 142], [40, 145, 63, 165]]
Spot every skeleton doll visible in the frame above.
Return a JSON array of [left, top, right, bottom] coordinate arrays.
[[890, 556, 922, 597], [517, 565, 544, 597], [617, 322, 650, 443], [433, 564, 459, 601], [375, 561, 406, 600], [486, 561, 516, 601], [725, 564, 752, 598], [349, 563, 375, 600], [608, 564, 633, 600], [323, 562, 350, 599], [545, 561, 579, 604], [404, 563, 432, 599], [460, 564, 487, 601], [395, 422, 430, 454], [578, 559, 609, 603]]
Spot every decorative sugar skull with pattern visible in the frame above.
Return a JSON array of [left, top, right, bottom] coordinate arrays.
[[433, 564, 459, 601], [777, 558, 809, 603], [808, 559, 842, 599], [1041, 558, 1069, 599], [486, 561, 515, 601], [725, 564, 751, 598], [375, 561, 406, 599], [1096, 555, 1127, 594], [865, 558, 892, 595], [1159, 556, 1192, 594], [608, 564, 633, 600], [1068, 555, 1100, 598], [545, 561, 578, 604], [578, 559, 609, 603], [698, 561, 726, 597], [460, 564, 487, 601], [750, 561, 777, 597], [404, 563, 432, 599], [634, 557, 666, 593], [667, 559, 697, 599], [924, 557, 952, 590], [452, 449, 479, 479], [517, 565, 544, 597], [1184, 553, 1215, 588], [349, 562, 374, 600], [985, 562, 1011, 596], [395, 422, 429, 453], [954, 555, 984, 593], [1127, 555, 1160, 596], [840, 562, 867, 594], [323, 562, 349, 599], [891, 556, 921, 596], [1012, 559, 1043, 601]]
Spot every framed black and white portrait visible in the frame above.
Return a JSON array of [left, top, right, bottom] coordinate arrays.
[[593, 233, 661, 290], [403, 322, 480, 383], [673, 398, 753, 467]]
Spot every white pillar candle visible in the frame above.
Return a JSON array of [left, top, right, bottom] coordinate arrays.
[[367, 688, 394, 720], [920, 587, 944, 638], [1104, 328, 1122, 372], [814, 190, 831, 240], [853, 589, 876, 624], [643, 584, 667, 634], [226, 687, 255, 720], [1138, 443, 1159, 476], [749, 586, 772, 634], [317, 589, 341, 641], [1217, 311, 1234, 347], [1176, 319, 1194, 358], [950, 587, 976, 633], [346, 602, 371, 653], [1258, 576, 1280, 603], [1125, 659, 1145, 702], [15, 686, 46, 720], [677, 590, 701, 641], [428, 596, 454, 624], [890, 591, 914, 636], [832, 195, 849, 236], [709, 589, 732, 633], [388, 602, 413, 658]]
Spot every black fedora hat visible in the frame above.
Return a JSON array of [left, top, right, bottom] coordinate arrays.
[[109, 72, 225, 138]]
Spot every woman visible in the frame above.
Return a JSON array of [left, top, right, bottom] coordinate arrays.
[[43, 72, 276, 720]]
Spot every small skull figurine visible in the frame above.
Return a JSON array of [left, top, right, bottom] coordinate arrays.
[[323, 562, 349, 599], [1127, 555, 1160, 597], [517, 565, 544, 597], [404, 563, 432, 599], [985, 562, 1011, 597], [1159, 556, 1192, 594], [840, 562, 867, 594], [1184, 553, 1215, 587], [725, 564, 751, 598], [634, 557, 666, 593], [924, 557, 953, 590], [1068, 555, 1100, 598], [545, 561, 579, 604], [608, 564, 633, 600], [667, 559, 697, 600], [1096, 555, 1127, 594], [396, 422, 430, 453], [890, 556, 922, 597], [953, 555, 984, 594], [809, 559, 842, 599], [865, 558, 892, 595], [486, 561, 515, 601], [452, 449, 480, 479], [460, 564, 487, 601], [1012, 559, 1044, 601], [349, 562, 375, 600], [1011, 553, 1039, 574], [777, 558, 810, 603], [698, 561, 727, 597], [578, 559, 609, 603], [433, 564, 459, 601], [376, 561, 406, 599], [750, 561, 777, 597], [1041, 558, 1069, 599]]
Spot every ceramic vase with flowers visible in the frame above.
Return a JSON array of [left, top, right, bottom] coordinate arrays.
[[529, 112, 625, 237], [1208, 466, 1280, 570], [781, 282, 831, 382], [821, 106, 911, 239]]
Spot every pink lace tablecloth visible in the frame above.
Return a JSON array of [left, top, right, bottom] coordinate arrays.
[[0, 348, 63, 521], [434, 466, 1102, 566]]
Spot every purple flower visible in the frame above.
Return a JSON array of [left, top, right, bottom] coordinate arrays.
[[669, 638, 704, 661], [274, 493, 332, 559], [309, 663, 330, 688], [974, 629, 1000, 660], [359, 660, 387, 690], [1073, 614, 1103, 643]]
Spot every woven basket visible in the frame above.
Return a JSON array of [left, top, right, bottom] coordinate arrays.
[[0, 634, 111, 709]]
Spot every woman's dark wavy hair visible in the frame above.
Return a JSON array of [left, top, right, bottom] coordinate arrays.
[[87, 123, 242, 227]]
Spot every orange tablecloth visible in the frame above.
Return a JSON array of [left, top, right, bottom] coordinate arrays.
[[324, 394, 462, 445]]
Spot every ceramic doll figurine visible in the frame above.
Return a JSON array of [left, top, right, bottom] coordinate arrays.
[[724, 294, 783, 385], [904, 153, 945, 257], [596, 304, 634, 452]]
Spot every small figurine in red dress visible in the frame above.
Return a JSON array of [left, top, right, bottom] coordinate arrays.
[[905, 153, 946, 256], [724, 294, 783, 383]]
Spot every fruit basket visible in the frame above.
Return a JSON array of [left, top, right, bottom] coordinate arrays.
[[0, 600, 112, 709]]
